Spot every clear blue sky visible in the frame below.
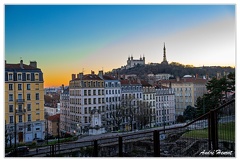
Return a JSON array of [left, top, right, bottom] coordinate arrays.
[[4, 4, 235, 87]]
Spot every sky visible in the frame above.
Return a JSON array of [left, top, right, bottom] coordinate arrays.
[[3, 2, 236, 88]]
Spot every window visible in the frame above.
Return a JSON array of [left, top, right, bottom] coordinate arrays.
[[88, 98, 91, 104], [27, 114, 31, 122], [18, 73, 22, 80], [88, 90, 91, 96], [18, 84, 22, 90], [35, 73, 39, 81], [85, 117, 88, 123], [35, 84, 39, 90], [27, 124, 31, 131], [84, 90, 87, 96], [26, 74, 31, 80], [19, 115, 23, 123], [27, 84, 31, 90], [18, 104, 23, 112], [9, 84, 13, 90], [9, 105, 13, 113], [84, 99, 87, 105], [36, 103, 39, 110], [36, 93, 39, 100], [9, 116, 14, 124], [93, 98, 96, 104], [9, 94, 13, 101], [27, 104, 31, 111], [84, 107, 87, 114], [27, 94, 31, 100], [9, 73, 13, 80]]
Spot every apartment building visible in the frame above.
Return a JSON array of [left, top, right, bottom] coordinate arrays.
[[161, 76, 207, 116], [59, 86, 71, 136], [155, 85, 175, 127], [98, 71, 121, 132], [47, 114, 60, 137], [69, 71, 105, 135], [120, 79, 143, 131], [5, 60, 45, 144], [141, 81, 156, 128]]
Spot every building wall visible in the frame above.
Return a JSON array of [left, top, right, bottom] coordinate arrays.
[[104, 79, 121, 132], [121, 82, 143, 131], [69, 75, 105, 135], [155, 87, 175, 126], [5, 61, 45, 144], [169, 80, 207, 116], [142, 86, 156, 127]]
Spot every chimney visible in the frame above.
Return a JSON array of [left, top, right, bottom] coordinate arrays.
[[72, 74, 76, 80], [20, 60, 23, 69], [91, 70, 95, 75], [29, 61, 37, 68], [79, 72, 83, 79], [5, 60, 6, 65], [196, 73, 198, 79], [98, 70, 103, 79], [61, 84, 64, 93]]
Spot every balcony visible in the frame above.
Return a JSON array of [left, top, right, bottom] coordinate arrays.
[[16, 108, 26, 114], [16, 99, 25, 103]]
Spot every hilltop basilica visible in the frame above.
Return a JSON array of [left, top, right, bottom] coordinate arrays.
[[125, 43, 168, 69]]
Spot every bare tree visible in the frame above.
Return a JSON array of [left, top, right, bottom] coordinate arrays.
[[135, 101, 154, 129]]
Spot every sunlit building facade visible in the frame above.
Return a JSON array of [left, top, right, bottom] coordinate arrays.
[[5, 60, 45, 144]]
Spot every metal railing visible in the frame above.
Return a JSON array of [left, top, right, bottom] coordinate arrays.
[[19, 98, 234, 157]]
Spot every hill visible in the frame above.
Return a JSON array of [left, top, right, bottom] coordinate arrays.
[[108, 62, 235, 79]]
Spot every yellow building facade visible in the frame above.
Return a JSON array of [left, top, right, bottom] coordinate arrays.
[[5, 60, 45, 145]]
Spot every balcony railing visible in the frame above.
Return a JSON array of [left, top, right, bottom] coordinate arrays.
[[16, 99, 25, 103]]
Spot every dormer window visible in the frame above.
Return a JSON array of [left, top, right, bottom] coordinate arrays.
[[18, 73, 22, 80], [26, 73, 31, 80], [8, 73, 13, 80], [35, 73, 39, 81]]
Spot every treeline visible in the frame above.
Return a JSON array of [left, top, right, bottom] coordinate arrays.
[[110, 62, 235, 79]]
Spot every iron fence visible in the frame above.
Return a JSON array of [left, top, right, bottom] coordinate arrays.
[[17, 98, 235, 157]]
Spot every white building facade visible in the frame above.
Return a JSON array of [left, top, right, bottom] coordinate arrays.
[[69, 72, 106, 135], [120, 79, 143, 131], [141, 81, 156, 128], [155, 86, 175, 127], [100, 72, 122, 132]]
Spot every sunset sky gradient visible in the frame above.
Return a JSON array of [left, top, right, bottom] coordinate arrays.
[[4, 4, 235, 87]]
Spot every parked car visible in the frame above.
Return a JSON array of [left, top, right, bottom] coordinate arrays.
[[6, 146, 29, 157]]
